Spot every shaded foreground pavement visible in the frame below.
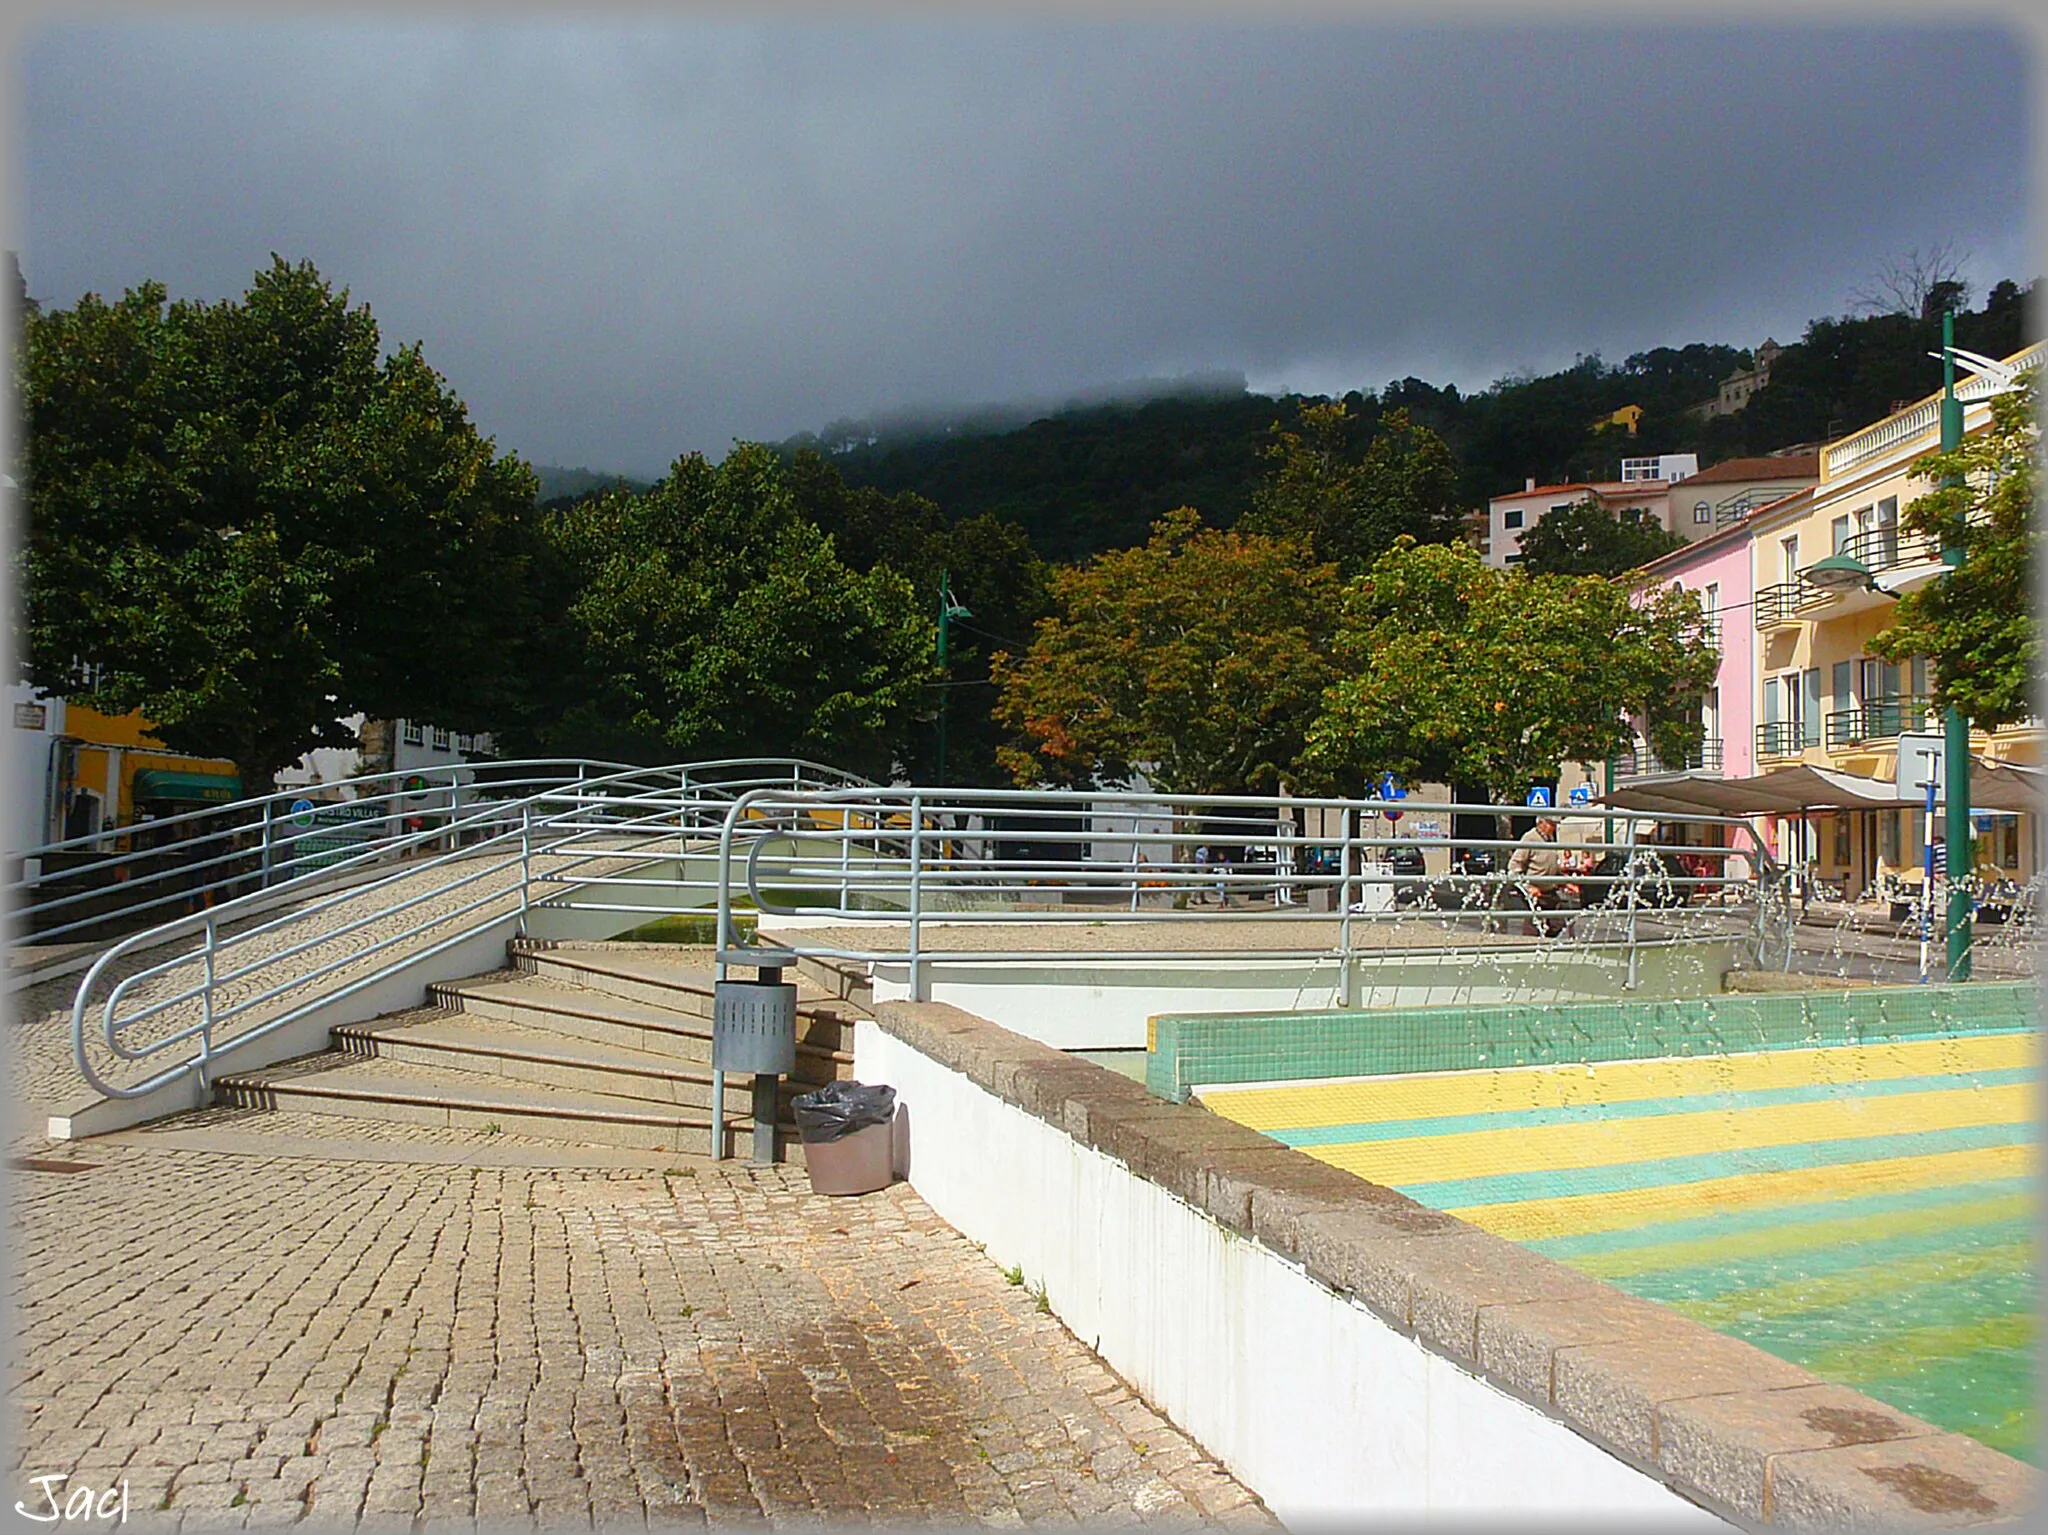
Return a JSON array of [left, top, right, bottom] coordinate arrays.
[[8, 1112, 1277, 1530]]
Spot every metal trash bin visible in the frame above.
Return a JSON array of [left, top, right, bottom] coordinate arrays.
[[793, 1082, 897, 1196]]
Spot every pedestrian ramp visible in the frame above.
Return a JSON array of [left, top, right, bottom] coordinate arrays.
[[211, 939, 865, 1157]]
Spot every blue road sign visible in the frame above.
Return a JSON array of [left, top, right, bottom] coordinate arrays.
[[1380, 774, 1407, 821], [1526, 786, 1553, 809], [289, 798, 316, 826], [1568, 785, 1592, 807]]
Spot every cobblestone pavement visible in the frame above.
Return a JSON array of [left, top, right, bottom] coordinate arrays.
[[7, 1121, 1278, 1532]]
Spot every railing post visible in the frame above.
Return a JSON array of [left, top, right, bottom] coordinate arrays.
[[908, 794, 926, 1002], [1624, 831, 1642, 990], [519, 805, 533, 936], [197, 918, 218, 1090], [1338, 803, 1358, 1009], [839, 808, 854, 912], [259, 798, 276, 890]]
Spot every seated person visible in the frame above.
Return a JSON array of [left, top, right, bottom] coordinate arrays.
[[1508, 815, 1575, 932]]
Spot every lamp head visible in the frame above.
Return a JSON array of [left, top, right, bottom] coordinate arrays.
[[1803, 551, 1877, 592]]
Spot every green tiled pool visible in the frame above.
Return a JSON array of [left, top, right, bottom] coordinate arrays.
[[1178, 989, 2038, 1463]]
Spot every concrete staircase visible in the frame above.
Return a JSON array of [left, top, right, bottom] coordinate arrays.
[[213, 940, 869, 1158]]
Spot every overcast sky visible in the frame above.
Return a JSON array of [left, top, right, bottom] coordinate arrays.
[[18, 18, 2037, 480]]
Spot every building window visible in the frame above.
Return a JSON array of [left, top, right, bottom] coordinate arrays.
[[1831, 515, 1852, 553], [1881, 811, 1901, 865], [1833, 814, 1851, 867], [430, 727, 450, 751], [1693, 500, 1711, 524], [401, 722, 424, 746], [1503, 509, 1524, 529]]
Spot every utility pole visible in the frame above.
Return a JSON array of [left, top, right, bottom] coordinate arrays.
[[1939, 309, 1972, 979]]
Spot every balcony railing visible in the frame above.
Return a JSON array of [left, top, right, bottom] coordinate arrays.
[[1804, 526, 1943, 584], [1713, 485, 1808, 526], [1615, 738, 1725, 778], [1754, 581, 1825, 628], [1755, 721, 1815, 759], [1824, 697, 1936, 749], [1822, 341, 2045, 480]]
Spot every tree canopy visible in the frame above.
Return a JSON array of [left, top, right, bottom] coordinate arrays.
[[1303, 539, 1720, 800], [783, 448, 1051, 786], [508, 443, 935, 779], [1511, 496, 1688, 577], [18, 257, 539, 784], [1238, 402, 1464, 576], [1869, 369, 2039, 729], [990, 508, 1341, 796]]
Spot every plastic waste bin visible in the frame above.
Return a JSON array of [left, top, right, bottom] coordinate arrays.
[[792, 1081, 897, 1195]]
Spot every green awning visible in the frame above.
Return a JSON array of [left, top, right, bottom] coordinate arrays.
[[132, 769, 242, 805]]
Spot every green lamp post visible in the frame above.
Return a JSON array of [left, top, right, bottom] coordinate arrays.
[[1938, 310, 1972, 979], [935, 569, 971, 786]]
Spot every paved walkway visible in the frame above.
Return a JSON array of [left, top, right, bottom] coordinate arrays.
[[8, 1112, 1277, 1531]]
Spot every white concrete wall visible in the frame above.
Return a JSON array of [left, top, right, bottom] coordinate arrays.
[[866, 941, 1735, 1050], [855, 1019, 1728, 1528]]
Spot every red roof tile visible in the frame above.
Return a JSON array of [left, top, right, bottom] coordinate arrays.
[[1681, 453, 1820, 486]]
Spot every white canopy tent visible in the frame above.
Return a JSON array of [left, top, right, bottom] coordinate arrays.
[[1593, 759, 2039, 818]]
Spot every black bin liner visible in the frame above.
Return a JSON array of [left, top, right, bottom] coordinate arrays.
[[792, 1081, 897, 1144]]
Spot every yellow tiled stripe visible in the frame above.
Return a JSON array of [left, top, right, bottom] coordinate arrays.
[[1427, 1143, 2039, 1242], [1569, 1192, 2036, 1281], [1197, 1031, 2033, 1132], [1297, 1083, 2030, 1189]]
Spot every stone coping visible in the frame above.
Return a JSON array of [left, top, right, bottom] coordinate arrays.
[[873, 998, 2040, 1530]]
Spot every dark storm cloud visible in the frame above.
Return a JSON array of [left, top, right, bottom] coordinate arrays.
[[21, 20, 2033, 477]]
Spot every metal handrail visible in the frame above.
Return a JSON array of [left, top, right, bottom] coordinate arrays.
[[15, 755, 870, 946], [705, 784, 1787, 978], [65, 758, 876, 1102]]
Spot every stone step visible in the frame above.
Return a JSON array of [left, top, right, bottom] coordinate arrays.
[[501, 946, 865, 1048], [215, 1051, 799, 1158], [332, 1009, 828, 1112], [431, 970, 854, 1070]]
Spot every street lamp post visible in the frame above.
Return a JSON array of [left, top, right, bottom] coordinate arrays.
[[1939, 311, 1973, 979], [935, 570, 970, 787]]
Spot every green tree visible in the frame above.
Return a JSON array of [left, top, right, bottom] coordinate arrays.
[[1304, 539, 1718, 800], [517, 443, 935, 778], [1512, 496, 1688, 576], [1869, 370, 2039, 728], [990, 508, 1341, 795], [19, 258, 539, 786], [782, 449, 1052, 785], [1241, 401, 1465, 575]]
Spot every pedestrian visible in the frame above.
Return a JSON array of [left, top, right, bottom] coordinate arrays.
[[1508, 814, 1569, 935]]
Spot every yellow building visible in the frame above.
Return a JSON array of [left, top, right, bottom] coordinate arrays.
[[1742, 340, 2043, 899], [37, 697, 241, 845]]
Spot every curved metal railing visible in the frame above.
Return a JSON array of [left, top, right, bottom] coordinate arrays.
[[14, 755, 868, 947], [690, 785, 1793, 995], [63, 758, 875, 1102]]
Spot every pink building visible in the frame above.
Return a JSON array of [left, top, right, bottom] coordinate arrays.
[[1625, 487, 1810, 783]]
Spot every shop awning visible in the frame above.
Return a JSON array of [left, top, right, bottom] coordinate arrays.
[[132, 768, 242, 805], [1592, 758, 2039, 818]]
